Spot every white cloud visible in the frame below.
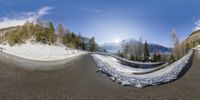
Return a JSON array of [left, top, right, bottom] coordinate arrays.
[[194, 20, 200, 31], [0, 6, 53, 29]]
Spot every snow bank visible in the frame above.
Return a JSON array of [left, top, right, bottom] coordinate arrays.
[[0, 42, 86, 61], [92, 50, 193, 88], [92, 54, 167, 74], [92, 52, 165, 68]]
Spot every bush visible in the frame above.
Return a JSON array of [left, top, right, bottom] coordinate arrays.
[[4, 27, 24, 46], [66, 43, 76, 49], [8, 33, 23, 46]]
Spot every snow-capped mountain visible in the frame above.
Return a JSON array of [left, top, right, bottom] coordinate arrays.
[[100, 42, 120, 53], [101, 38, 172, 54], [148, 43, 172, 54]]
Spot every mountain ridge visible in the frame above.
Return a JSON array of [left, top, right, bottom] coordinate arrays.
[[101, 38, 172, 54]]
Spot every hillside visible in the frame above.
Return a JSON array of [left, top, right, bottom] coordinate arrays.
[[175, 29, 200, 59], [185, 29, 200, 48], [0, 22, 88, 61]]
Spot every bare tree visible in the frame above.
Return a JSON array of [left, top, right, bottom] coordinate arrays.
[[120, 37, 144, 61], [57, 24, 65, 42], [137, 37, 143, 61], [170, 28, 181, 59]]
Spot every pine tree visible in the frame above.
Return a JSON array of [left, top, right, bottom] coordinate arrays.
[[71, 32, 76, 39], [77, 33, 83, 49], [153, 51, 157, 62], [47, 22, 56, 44], [49, 22, 55, 32], [81, 41, 86, 50], [130, 54, 135, 61], [89, 37, 96, 52], [157, 51, 161, 62], [144, 41, 150, 61]]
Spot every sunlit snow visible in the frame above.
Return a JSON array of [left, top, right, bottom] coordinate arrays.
[[92, 49, 194, 88], [0, 42, 85, 61]]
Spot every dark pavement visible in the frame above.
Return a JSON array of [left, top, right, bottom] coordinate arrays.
[[0, 50, 199, 100]]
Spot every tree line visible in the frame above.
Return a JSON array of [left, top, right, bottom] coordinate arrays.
[[118, 27, 200, 63], [2, 21, 97, 52], [57, 23, 97, 51], [117, 39, 162, 62]]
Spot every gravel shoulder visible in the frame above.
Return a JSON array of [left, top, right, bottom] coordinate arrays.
[[0, 51, 199, 100]]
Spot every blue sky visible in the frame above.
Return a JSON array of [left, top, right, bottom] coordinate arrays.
[[0, 0, 200, 47]]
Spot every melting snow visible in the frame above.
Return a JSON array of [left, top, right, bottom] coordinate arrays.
[[92, 50, 193, 88]]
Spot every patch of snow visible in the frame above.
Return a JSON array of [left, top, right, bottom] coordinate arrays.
[[0, 42, 86, 61], [92, 50, 193, 88], [195, 45, 200, 50]]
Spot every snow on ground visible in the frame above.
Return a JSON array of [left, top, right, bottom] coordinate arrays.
[[0, 42, 86, 61], [92, 54, 167, 74], [93, 52, 165, 68], [92, 50, 193, 88], [196, 45, 200, 50]]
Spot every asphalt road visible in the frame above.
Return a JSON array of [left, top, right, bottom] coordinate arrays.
[[0, 50, 199, 100]]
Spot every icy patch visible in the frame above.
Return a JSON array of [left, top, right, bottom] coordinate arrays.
[[92, 50, 193, 88], [0, 42, 86, 61]]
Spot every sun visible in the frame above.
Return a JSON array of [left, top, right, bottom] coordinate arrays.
[[113, 38, 120, 44]]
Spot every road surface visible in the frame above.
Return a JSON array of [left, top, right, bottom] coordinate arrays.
[[0, 50, 199, 100]]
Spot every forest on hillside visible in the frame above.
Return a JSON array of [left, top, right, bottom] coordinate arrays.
[[0, 21, 97, 52]]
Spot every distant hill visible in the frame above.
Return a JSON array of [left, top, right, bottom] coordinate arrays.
[[100, 42, 120, 53], [101, 38, 172, 54], [148, 43, 172, 54]]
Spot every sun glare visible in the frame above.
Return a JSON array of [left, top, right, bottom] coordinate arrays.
[[113, 38, 120, 44]]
